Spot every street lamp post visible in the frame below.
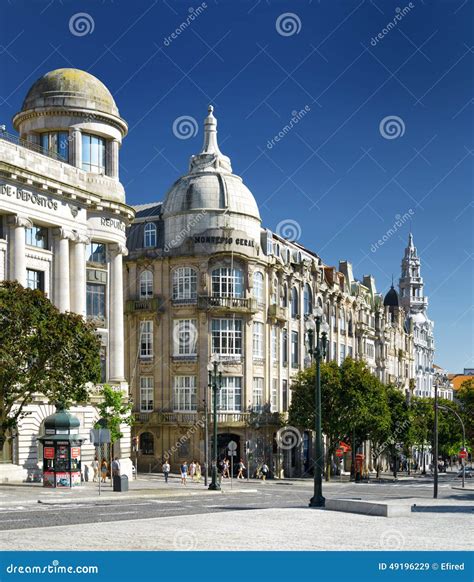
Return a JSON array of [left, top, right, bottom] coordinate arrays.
[[305, 306, 329, 508], [208, 355, 223, 491]]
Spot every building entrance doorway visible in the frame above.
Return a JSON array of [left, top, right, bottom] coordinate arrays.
[[217, 433, 240, 476]]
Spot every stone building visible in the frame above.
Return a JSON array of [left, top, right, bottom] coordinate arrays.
[[399, 234, 435, 397], [0, 68, 134, 481], [125, 106, 415, 476]]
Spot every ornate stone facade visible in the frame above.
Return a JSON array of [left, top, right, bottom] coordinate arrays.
[[0, 68, 134, 481]]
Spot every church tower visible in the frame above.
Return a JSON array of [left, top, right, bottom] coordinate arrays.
[[399, 234, 435, 397]]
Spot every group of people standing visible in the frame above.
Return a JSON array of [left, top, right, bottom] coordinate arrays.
[[91, 456, 121, 483], [178, 461, 202, 485]]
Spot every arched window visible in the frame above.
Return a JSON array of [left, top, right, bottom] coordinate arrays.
[[291, 287, 299, 318], [212, 267, 244, 298], [303, 283, 312, 315], [144, 223, 157, 248], [253, 271, 264, 304], [172, 267, 197, 302], [140, 432, 154, 455], [139, 270, 153, 299]]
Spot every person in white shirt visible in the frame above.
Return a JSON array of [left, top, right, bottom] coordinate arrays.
[[163, 461, 170, 483]]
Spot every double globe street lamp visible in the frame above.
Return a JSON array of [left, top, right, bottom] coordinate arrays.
[[305, 306, 330, 508], [208, 354, 223, 491]]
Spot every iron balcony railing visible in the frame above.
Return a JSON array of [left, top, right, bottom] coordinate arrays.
[[0, 129, 63, 162], [198, 295, 257, 312]]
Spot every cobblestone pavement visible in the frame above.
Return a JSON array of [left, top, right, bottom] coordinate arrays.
[[0, 506, 472, 551]]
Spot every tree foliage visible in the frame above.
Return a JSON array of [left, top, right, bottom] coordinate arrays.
[[95, 384, 133, 443], [0, 281, 101, 451]]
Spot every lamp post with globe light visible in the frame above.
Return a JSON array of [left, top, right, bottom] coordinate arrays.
[[208, 355, 223, 491], [305, 306, 329, 507]]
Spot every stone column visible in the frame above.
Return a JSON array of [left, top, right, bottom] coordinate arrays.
[[8, 215, 32, 286], [53, 228, 73, 312], [71, 127, 82, 168], [108, 139, 120, 179], [109, 242, 127, 382], [70, 234, 89, 317]]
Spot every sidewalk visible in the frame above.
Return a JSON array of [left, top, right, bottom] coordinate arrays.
[[0, 474, 258, 505]]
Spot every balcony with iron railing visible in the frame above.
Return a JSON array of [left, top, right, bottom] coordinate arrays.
[[125, 296, 163, 313], [0, 128, 62, 162], [133, 410, 281, 427], [197, 295, 257, 313]]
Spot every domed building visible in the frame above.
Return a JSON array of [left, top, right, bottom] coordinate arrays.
[[125, 107, 415, 478], [0, 68, 134, 481]]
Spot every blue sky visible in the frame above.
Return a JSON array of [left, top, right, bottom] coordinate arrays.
[[0, 0, 472, 372]]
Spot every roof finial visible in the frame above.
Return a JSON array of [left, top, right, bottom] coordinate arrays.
[[391, 274, 394, 288]]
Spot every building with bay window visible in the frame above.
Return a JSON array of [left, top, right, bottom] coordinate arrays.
[[0, 68, 134, 481], [125, 106, 416, 477]]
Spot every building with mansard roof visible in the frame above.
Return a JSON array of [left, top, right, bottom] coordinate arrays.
[[0, 68, 134, 482], [124, 106, 414, 477]]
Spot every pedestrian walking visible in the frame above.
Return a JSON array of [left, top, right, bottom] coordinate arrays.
[[237, 459, 246, 479], [162, 460, 170, 483], [261, 462, 269, 482], [180, 461, 188, 485], [189, 461, 196, 481], [222, 458, 230, 479], [91, 456, 99, 482], [100, 459, 108, 483], [111, 457, 120, 477], [194, 462, 201, 482]]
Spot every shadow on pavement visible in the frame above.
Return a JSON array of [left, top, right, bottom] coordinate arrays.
[[412, 505, 474, 513]]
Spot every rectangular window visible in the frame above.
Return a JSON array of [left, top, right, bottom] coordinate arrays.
[[212, 268, 244, 298], [252, 377, 263, 412], [332, 342, 337, 362], [218, 377, 242, 412], [82, 133, 106, 173], [173, 376, 197, 411], [291, 331, 299, 367], [25, 225, 47, 249], [139, 320, 153, 358], [86, 242, 106, 264], [348, 346, 353, 358], [26, 269, 44, 291], [282, 328, 288, 366], [271, 326, 278, 361], [282, 380, 288, 412], [173, 319, 197, 356], [271, 378, 278, 412], [140, 377, 154, 412], [86, 283, 105, 319], [252, 322, 264, 359], [340, 344, 346, 363], [211, 319, 242, 358]]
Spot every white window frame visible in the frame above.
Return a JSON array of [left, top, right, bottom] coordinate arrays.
[[173, 319, 198, 356], [140, 377, 154, 412], [271, 326, 278, 361], [212, 267, 244, 298], [172, 267, 197, 302], [252, 377, 264, 411], [252, 271, 264, 304], [139, 320, 153, 358], [173, 376, 197, 411], [139, 270, 153, 299], [253, 322, 264, 359], [271, 378, 278, 412], [144, 223, 157, 248], [211, 318, 243, 358], [218, 377, 242, 412]]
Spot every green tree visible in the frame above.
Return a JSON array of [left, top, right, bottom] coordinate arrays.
[[410, 397, 432, 473], [385, 386, 411, 477], [95, 384, 133, 445], [456, 379, 474, 450], [0, 281, 101, 453]]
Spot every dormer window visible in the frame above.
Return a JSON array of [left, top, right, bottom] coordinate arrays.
[[144, 223, 157, 248]]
